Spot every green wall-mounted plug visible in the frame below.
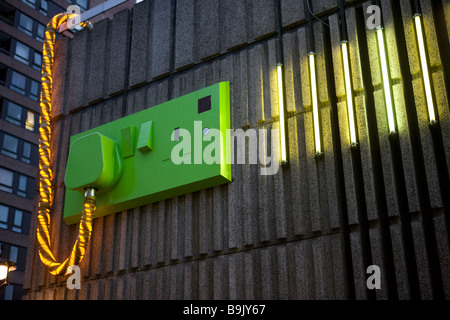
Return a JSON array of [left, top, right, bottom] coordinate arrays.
[[63, 82, 231, 225], [65, 132, 122, 192]]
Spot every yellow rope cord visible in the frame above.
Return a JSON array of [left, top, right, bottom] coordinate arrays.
[[37, 13, 95, 276]]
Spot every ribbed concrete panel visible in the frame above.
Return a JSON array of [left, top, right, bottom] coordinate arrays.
[[86, 18, 108, 104], [128, 0, 151, 88], [150, 0, 172, 79], [175, 0, 195, 70], [51, 37, 69, 117], [196, 0, 220, 61], [250, 0, 276, 40], [220, 0, 248, 51], [281, 0, 305, 27], [106, 9, 130, 96], [66, 29, 89, 112], [282, 31, 303, 113], [23, 0, 450, 301]]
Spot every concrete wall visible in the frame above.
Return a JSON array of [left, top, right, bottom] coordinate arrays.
[[23, 0, 450, 299]]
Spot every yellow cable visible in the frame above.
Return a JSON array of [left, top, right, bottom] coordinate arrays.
[[37, 13, 94, 276]]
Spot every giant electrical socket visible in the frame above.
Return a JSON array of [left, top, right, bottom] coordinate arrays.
[[63, 82, 231, 225]]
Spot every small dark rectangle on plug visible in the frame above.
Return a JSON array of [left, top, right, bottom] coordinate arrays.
[[198, 95, 211, 113]]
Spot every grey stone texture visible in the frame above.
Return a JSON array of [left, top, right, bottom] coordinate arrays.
[[23, 0, 450, 300]]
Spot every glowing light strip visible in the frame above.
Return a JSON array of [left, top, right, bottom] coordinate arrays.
[[376, 28, 396, 134], [309, 53, 322, 155], [341, 41, 357, 146], [277, 64, 287, 164], [37, 13, 95, 276], [414, 14, 436, 125]]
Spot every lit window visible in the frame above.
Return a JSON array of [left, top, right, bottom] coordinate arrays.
[[5, 101, 23, 126], [10, 71, 26, 95], [0, 167, 14, 193], [12, 209, 22, 233], [25, 110, 35, 131], [21, 141, 31, 164], [17, 175, 27, 198], [13, 41, 30, 65], [1, 133, 19, 159], [18, 13, 33, 37], [0, 204, 8, 229]]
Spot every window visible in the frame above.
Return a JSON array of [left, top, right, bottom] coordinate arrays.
[[9, 246, 18, 263], [8, 70, 41, 101], [21, 141, 31, 164], [33, 52, 42, 71], [0, 31, 12, 55], [0, 63, 6, 86], [12, 41, 42, 70], [0, 204, 31, 234], [3, 285, 13, 300], [10, 71, 26, 95], [75, 0, 89, 11], [0, 132, 36, 164], [12, 210, 23, 233], [2, 100, 39, 132], [5, 101, 23, 126], [17, 175, 27, 198], [1, 244, 26, 272], [25, 110, 36, 131], [0, 167, 13, 193], [0, 1, 15, 25], [13, 41, 30, 65], [39, 0, 49, 16], [1, 133, 19, 159], [22, 0, 37, 9], [0, 204, 8, 229], [29, 79, 39, 101], [16, 12, 47, 42], [0, 167, 34, 198], [17, 13, 33, 37], [36, 23, 45, 42]]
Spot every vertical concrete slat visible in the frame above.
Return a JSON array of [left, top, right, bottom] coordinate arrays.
[[150, 0, 172, 79], [86, 19, 107, 104], [175, 0, 195, 70], [322, 107, 340, 230], [251, 0, 276, 40], [281, 0, 305, 27], [213, 185, 224, 253], [220, 0, 248, 52], [107, 9, 130, 96], [195, 0, 220, 61], [390, 223, 411, 299], [66, 29, 89, 112], [51, 37, 69, 117], [129, 0, 151, 88]]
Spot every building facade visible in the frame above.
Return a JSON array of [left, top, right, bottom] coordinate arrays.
[[0, 0, 134, 300], [22, 0, 450, 300]]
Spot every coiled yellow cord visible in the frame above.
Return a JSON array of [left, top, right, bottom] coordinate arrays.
[[37, 13, 95, 276]]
